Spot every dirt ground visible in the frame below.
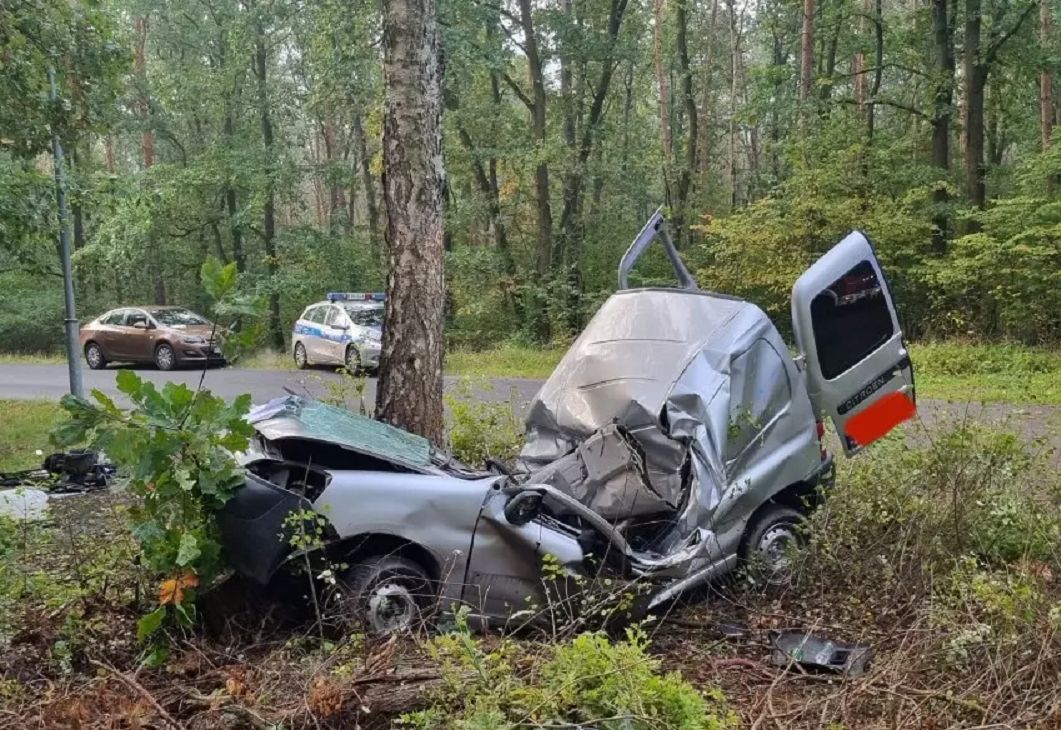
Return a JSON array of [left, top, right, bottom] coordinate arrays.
[[1, 402, 1059, 729]]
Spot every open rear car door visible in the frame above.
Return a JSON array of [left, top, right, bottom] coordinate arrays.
[[791, 231, 916, 455]]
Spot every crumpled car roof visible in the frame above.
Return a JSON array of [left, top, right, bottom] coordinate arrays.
[[247, 395, 433, 470], [521, 286, 819, 526]]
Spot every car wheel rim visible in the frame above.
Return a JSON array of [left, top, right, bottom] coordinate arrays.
[[346, 349, 359, 372], [87, 346, 101, 367], [157, 347, 173, 369], [366, 583, 416, 633], [757, 524, 797, 577], [295, 345, 306, 367]]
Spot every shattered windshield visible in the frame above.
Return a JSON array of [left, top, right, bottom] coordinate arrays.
[[342, 305, 384, 328], [248, 396, 432, 469], [149, 308, 209, 326]]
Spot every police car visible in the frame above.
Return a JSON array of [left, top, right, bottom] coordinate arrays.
[[292, 293, 384, 372]]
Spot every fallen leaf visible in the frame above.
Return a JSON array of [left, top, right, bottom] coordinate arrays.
[[158, 570, 199, 605]]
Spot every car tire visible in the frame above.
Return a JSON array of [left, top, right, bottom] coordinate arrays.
[[293, 342, 309, 369], [336, 556, 432, 635], [739, 504, 806, 587], [154, 343, 177, 371], [344, 345, 362, 374], [84, 342, 107, 370]]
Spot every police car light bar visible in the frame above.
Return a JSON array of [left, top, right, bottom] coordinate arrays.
[[327, 292, 386, 302]]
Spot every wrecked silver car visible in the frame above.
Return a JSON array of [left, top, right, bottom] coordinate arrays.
[[219, 209, 917, 633]]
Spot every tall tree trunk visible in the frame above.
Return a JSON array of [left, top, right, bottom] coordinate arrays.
[[223, 119, 246, 273], [352, 114, 381, 249], [255, 25, 284, 350], [674, 0, 698, 240], [799, 0, 816, 130], [963, 0, 987, 209], [134, 17, 154, 169], [652, 0, 672, 199], [1042, 0, 1054, 150], [518, 0, 553, 278], [135, 15, 164, 304], [376, 0, 447, 443], [931, 0, 955, 252], [769, 25, 785, 182], [868, 0, 884, 140], [728, 0, 740, 209], [555, 0, 629, 331], [104, 136, 116, 172], [558, 0, 579, 270], [853, 0, 866, 113]]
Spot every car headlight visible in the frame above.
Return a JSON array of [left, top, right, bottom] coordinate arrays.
[[181, 335, 206, 345]]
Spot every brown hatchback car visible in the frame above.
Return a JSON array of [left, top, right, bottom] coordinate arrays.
[[80, 307, 224, 371]]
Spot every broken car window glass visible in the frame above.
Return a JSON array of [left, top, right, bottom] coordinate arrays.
[[810, 260, 893, 379]]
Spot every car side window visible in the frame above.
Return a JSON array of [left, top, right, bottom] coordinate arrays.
[[323, 307, 339, 326], [102, 311, 124, 325], [810, 260, 894, 380], [127, 311, 149, 328], [304, 307, 321, 324]]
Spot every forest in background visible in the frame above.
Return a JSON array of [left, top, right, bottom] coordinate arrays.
[[1, 0, 1059, 355]]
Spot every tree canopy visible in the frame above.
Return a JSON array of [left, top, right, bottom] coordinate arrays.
[[1, 0, 1058, 353]]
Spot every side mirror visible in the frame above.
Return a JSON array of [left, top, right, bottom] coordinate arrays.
[[132, 321, 150, 330], [504, 490, 544, 526], [334, 323, 350, 331]]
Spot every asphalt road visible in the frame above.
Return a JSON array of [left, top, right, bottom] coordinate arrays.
[[0, 363, 1057, 449], [0, 363, 544, 408]]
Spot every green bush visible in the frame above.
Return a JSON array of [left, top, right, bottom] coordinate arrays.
[[403, 619, 735, 730], [691, 138, 1061, 344], [799, 424, 1060, 592], [444, 378, 524, 467]]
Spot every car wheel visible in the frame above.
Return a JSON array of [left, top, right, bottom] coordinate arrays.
[[84, 342, 107, 370], [336, 556, 432, 635], [154, 343, 177, 371], [344, 345, 362, 374], [739, 505, 806, 587], [293, 342, 309, 369]]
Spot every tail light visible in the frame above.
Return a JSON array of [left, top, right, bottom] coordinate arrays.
[[816, 420, 827, 461]]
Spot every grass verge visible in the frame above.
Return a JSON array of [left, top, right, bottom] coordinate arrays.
[[910, 341, 1061, 404], [0, 400, 64, 471], [1, 341, 1059, 404]]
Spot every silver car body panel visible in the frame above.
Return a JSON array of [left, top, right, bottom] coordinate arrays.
[[519, 286, 822, 568], [225, 209, 913, 627]]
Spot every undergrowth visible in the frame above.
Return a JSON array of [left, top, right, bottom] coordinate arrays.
[[403, 613, 735, 730]]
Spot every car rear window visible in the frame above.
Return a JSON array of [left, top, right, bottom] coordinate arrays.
[[149, 308, 208, 326]]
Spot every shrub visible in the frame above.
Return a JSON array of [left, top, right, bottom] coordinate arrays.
[[403, 616, 735, 730], [799, 424, 1059, 593], [444, 378, 524, 468]]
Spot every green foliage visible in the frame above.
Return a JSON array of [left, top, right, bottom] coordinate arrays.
[[444, 379, 524, 467], [0, 0, 127, 157], [50, 261, 261, 640], [800, 424, 1060, 593], [53, 373, 253, 612], [692, 141, 936, 338], [403, 617, 734, 730]]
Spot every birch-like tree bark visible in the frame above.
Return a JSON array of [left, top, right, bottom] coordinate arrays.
[[376, 0, 447, 444]]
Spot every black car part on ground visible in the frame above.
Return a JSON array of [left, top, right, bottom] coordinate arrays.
[[0, 450, 114, 493]]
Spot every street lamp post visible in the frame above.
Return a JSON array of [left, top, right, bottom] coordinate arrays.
[[48, 66, 84, 399]]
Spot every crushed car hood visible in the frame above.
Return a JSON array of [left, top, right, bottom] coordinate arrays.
[[520, 287, 821, 530]]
